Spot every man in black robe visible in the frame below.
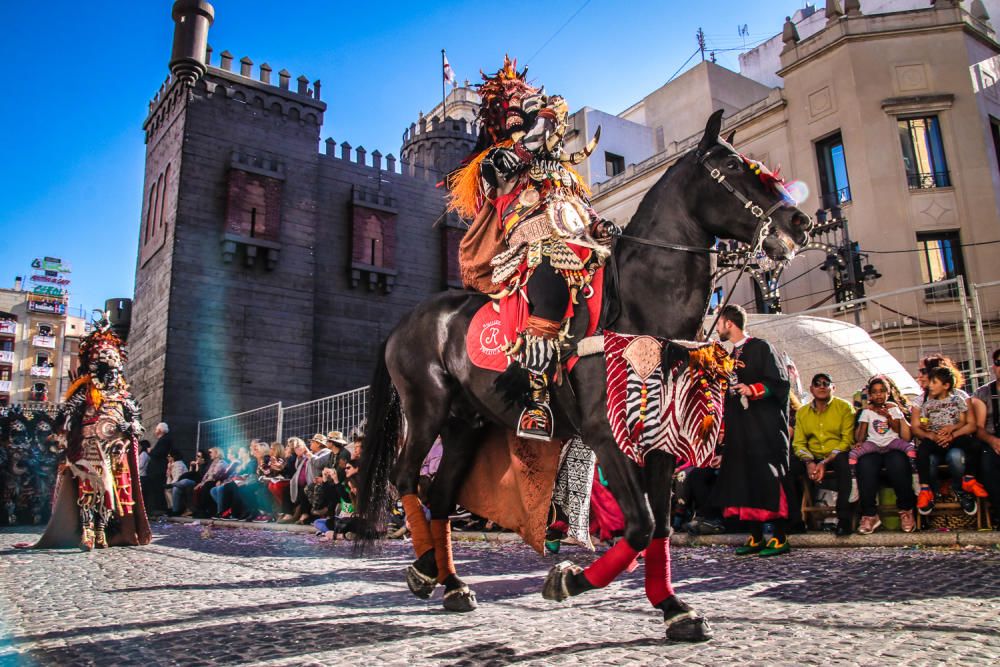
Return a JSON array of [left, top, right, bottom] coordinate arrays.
[[145, 422, 172, 513], [711, 304, 793, 557]]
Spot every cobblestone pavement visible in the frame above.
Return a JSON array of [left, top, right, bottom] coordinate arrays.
[[1, 522, 999, 666]]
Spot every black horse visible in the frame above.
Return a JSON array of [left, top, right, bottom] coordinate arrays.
[[356, 110, 810, 641]]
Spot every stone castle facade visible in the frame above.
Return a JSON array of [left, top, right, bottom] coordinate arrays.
[[128, 0, 476, 448]]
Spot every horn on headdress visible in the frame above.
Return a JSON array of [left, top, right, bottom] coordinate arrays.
[[561, 125, 601, 165]]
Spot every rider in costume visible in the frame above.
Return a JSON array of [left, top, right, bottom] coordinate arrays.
[[448, 56, 616, 440]]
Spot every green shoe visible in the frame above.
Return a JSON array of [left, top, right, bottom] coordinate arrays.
[[758, 536, 790, 557], [544, 539, 561, 555], [735, 536, 764, 556]]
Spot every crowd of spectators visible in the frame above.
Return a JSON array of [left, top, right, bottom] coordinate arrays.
[[143, 429, 366, 540], [678, 351, 1000, 537]]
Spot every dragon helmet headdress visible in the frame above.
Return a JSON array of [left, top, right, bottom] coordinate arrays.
[[78, 312, 127, 370], [476, 55, 540, 144]]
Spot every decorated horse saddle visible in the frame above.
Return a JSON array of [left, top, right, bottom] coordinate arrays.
[[579, 333, 733, 468]]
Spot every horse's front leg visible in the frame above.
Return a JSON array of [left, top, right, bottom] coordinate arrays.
[[642, 452, 712, 642], [542, 429, 652, 601], [425, 418, 483, 612]]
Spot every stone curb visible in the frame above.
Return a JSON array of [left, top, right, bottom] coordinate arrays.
[[163, 517, 1000, 548]]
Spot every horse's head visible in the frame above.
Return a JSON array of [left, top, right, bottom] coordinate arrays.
[[690, 110, 811, 264]]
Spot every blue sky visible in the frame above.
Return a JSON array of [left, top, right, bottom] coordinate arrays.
[[0, 0, 808, 315]]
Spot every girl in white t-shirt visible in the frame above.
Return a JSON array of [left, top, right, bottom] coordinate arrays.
[[850, 376, 915, 502]]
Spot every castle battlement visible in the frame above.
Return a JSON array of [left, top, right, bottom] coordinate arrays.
[[401, 114, 477, 145], [320, 137, 446, 184], [144, 43, 326, 142]]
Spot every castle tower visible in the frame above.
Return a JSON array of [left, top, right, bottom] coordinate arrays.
[[400, 86, 478, 176], [129, 0, 326, 448]]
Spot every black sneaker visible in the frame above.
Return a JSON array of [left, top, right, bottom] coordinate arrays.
[[957, 491, 978, 516], [835, 519, 853, 537]]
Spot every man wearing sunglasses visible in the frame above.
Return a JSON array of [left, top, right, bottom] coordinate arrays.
[[791, 373, 857, 536], [972, 350, 1000, 527]]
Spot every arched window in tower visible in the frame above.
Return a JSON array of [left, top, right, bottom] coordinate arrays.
[[158, 163, 172, 229], [145, 181, 158, 244], [151, 173, 164, 241]]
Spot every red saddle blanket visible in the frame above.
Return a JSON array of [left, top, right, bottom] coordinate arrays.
[[466, 267, 604, 373], [604, 332, 731, 467]]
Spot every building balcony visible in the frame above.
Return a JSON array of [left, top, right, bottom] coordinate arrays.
[[907, 171, 951, 190], [0, 321, 15, 336], [30, 365, 54, 378], [821, 186, 852, 208], [0, 350, 13, 364], [0, 380, 10, 393], [32, 334, 56, 349]]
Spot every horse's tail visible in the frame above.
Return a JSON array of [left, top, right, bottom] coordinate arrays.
[[354, 339, 401, 556]]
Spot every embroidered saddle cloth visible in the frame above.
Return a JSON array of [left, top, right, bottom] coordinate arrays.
[[604, 332, 733, 467]]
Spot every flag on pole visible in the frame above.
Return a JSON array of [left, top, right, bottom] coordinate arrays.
[[443, 52, 456, 87]]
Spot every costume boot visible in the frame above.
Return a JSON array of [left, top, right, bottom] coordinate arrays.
[[516, 316, 561, 440], [80, 524, 95, 552], [94, 514, 109, 549]]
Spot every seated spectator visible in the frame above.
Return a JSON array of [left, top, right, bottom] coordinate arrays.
[[234, 441, 277, 521], [913, 365, 986, 517], [163, 450, 189, 512], [209, 445, 253, 518], [270, 440, 297, 520], [170, 449, 209, 516], [283, 438, 314, 524], [790, 373, 856, 536], [192, 447, 230, 517], [851, 375, 917, 534], [971, 348, 1000, 527]]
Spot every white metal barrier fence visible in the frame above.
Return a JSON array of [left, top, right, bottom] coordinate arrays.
[[279, 387, 369, 443], [970, 280, 1000, 372], [196, 402, 283, 453], [195, 387, 370, 452]]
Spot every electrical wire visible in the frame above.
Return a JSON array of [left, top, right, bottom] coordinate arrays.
[[666, 48, 702, 84], [525, 0, 595, 65], [862, 239, 1000, 254]]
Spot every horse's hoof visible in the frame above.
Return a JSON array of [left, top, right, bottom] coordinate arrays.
[[542, 560, 581, 602], [442, 585, 478, 612], [405, 564, 437, 600], [665, 612, 713, 642]]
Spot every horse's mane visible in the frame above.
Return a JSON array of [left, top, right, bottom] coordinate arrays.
[[599, 148, 698, 330]]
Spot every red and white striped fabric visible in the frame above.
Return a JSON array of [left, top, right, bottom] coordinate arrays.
[[605, 331, 726, 467]]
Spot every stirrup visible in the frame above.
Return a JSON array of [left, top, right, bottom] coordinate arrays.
[[517, 403, 554, 441]]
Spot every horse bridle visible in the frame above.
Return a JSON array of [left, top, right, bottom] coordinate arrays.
[[611, 144, 796, 334], [614, 145, 789, 257]]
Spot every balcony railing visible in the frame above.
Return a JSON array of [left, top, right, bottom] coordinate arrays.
[[30, 365, 54, 378], [0, 321, 15, 336], [907, 170, 951, 190], [32, 335, 56, 349], [0, 350, 13, 364], [0, 380, 10, 393], [821, 186, 852, 208]]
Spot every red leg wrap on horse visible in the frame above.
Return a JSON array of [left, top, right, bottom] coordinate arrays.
[[644, 536, 674, 606], [429, 519, 456, 584], [583, 539, 640, 588], [401, 494, 433, 558]]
